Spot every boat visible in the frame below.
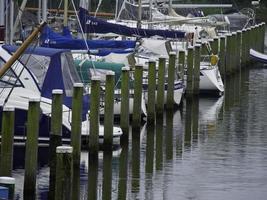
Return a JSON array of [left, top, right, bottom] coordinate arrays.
[[0, 44, 122, 145], [134, 39, 185, 106], [249, 49, 267, 64], [74, 58, 147, 117]]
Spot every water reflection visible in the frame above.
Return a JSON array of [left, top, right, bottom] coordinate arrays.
[[131, 127, 141, 197], [8, 66, 267, 200], [88, 153, 98, 200], [117, 136, 128, 200], [145, 125, 154, 200], [102, 150, 112, 200], [165, 111, 174, 160], [155, 117, 163, 171]]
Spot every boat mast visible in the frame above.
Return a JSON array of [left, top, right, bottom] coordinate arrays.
[[38, 0, 41, 22], [13, 0, 28, 41], [0, 0, 4, 28], [169, 0, 172, 13], [148, 0, 152, 28], [0, 22, 47, 79], [137, 0, 142, 28], [64, 0, 68, 27], [9, 0, 14, 44], [115, 0, 118, 20], [42, 0, 47, 22]]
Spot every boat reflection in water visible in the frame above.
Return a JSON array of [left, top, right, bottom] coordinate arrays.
[[10, 96, 224, 199]]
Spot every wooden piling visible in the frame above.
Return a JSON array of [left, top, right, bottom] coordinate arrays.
[[186, 46, 194, 96], [208, 38, 214, 53], [211, 36, 219, 55], [24, 97, 40, 197], [50, 89, 63, 141], [0, 177, 15, 200], [89, 76, 101, 152], [55, 146, 73, 200], [225, 33, 232, 75], [120, 67, 130, 133], [178, 50, 185, 80], [236, 31, 242, 70], [261, 23, 266, 52], [193, 44, 201, 95], [252, 25, 257, 51], [104, 71, 115, 147], [156, 57, 165, 116], [246, 28, 252, 64], [147, 59, 156, 123], [166, 52, 176, 110], [241, 29, 247, 66], [219, 35, 226, 77], [49, 89, 63, 200], [232, 32, 237, 72], [0, 107, 14, 177], [71, 83, 83, 166], [132, 65, 143, 128]]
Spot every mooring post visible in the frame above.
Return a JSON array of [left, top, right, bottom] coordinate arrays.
[[50, 89, 63, 143], [49, 89, 63, 200], [186, 46, 194, 96], [178, 50, 185, 81], [193, 44, 201, 95], [219, 35, 226, 77], [225, 33, 232, 75], [246, 28, 252, 65], [23, 97, 40, 196], [0, 177, 15, 199], [132, 65, 143, 128], [71, 83, 83, 166], [254, 25, 259, 51], [147, 59, 156, 123], [261, 23, 266, 52], [212, 36, 219, 55], [236, 31, 242, 70], [258, 23, 262, 52], [166, 51, 176, 110], [120, 67, 130, 133], [0, 107, 14, 177], [104, 71, 115, 147], [156, 57, 165, 116], [258, 24, 262, 51], [232, 32, 237, 72], [241, 29, 247, 66], [55, 146, 73, 200], [208, 38, 214, 53], [89, 76, 101, 152], [252, 25, 257, 51]]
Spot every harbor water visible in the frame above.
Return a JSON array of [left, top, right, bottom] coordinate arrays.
[[9, 63, 267, 199], [2, 27, 266, 200]]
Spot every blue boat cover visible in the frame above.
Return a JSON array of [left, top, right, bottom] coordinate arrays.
[[79, 7, 186, 39], [0, 186, 8, 199], [3, 45, 89, 120], [40, 25, 136, 53]]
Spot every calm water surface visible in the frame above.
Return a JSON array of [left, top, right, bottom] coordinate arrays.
[[10, 65, 267, 200]]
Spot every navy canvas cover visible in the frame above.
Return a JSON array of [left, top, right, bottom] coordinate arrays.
[[2, 45, 89, 120], [79, 7, 186, 39], [40, 26, 136, 52]]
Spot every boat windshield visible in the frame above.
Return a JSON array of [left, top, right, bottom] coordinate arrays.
[[61, 52, 83, 97], [19, 54, 50, 89], [0, 58, 22, 88]]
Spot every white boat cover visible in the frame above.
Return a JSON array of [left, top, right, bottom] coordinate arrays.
[[250, 49, 267, 64]]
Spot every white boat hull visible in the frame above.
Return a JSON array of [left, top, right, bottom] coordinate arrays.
[[200, 66, 224, 93], [144, 81, 184, 106], [99, 92, 147, 117]]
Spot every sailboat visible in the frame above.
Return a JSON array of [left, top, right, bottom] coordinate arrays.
[[0, 42, 122, 145]]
